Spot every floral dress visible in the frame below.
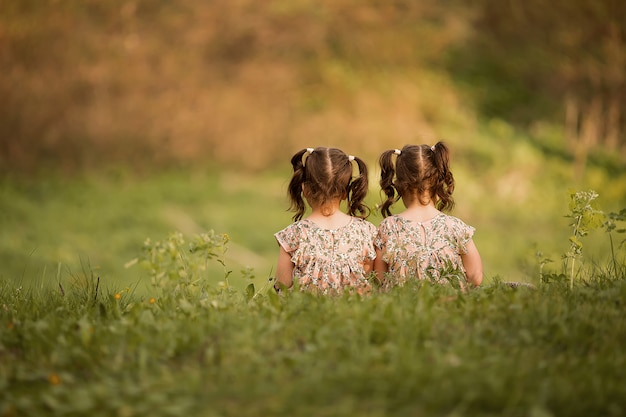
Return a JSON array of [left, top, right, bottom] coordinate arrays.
[[275, 217, 377, 295], [374, 213, 474, 287]]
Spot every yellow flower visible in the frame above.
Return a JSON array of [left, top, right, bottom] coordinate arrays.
[[149, 297, 156, 304], [48, 373, 61, 385], [114, 293, 121, 300]]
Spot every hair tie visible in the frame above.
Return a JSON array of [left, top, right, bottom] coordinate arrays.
[[393, 149, 401, 155], [306, 148, 314, 154], [431, 145, 436, 151], [348, 155, 355, 161]]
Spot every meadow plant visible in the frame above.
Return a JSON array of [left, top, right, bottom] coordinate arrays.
[[547, 190, 626, 289], [127, 230, 277, 309], [564, 190, 605, 288], [2, 194, 626, 417], [131, 231, 231, 298]]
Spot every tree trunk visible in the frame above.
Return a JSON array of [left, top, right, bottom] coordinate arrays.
[[565, 95, 579, 148], [605, 94, 621, 150], [571, 96, 602, 180]]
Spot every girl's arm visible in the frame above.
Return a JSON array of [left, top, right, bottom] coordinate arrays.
[[461, 239, 483, 286], [275, 246, 294, 290], [363, 257, 375, 275], [373, 247, 388, 286]]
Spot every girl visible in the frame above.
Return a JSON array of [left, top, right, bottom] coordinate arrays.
[[274, 147, 377, 295], [374, 142, 483, 288]]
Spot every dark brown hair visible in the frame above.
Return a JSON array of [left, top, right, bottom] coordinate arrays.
[[379, 141, 455, 217], [287, 147, 370, 221]]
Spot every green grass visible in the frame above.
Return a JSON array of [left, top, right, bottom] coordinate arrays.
[[1, 135, 626, 416], [0, 169, 293, 293], [1, 145, 625, 294], [1, 268, 625, 416]]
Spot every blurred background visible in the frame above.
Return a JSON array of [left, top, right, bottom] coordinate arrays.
[[1, 0, 625, 291]]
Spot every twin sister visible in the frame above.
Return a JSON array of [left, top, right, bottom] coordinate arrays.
[[274, 144, 483, 295]]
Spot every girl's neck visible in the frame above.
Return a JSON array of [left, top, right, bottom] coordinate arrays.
[[400, 197, 440, 223], [306, 199, 351, 229]]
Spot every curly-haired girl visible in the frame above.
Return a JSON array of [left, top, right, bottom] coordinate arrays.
[[274, 147, 376, 295]]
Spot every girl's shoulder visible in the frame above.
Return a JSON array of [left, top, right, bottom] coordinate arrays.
[[378, 214, 403, 228], [437, 213, 476, 238], [378, 213, 468, 228], [277, 219, 313, 235], [275, 220, 312, 252], [350, 216, 377, 233], [438, 213, 472, 227]]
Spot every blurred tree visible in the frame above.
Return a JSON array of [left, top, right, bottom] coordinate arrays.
[[1, 0, 466, 173], [11, 0, 621, 174], [449, 0, 625, 176]]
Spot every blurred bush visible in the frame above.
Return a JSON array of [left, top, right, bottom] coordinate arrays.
[[446, 0, 626, 176], [1, 0, 623, 175], [0, 0, 471, 173]]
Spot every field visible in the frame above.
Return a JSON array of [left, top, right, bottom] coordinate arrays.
[[0, 169, 292, 293], [2, 157, 626, 416], [2, 1, 625, 415], [1, 255, 625, 416], [1, 136, 625, 293]]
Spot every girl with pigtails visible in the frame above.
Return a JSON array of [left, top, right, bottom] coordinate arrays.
[[374, 142, 483, 289], [274, 147, 377, 295]]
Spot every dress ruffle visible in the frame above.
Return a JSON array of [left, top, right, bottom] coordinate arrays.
[[374, 213, 475, 286], [275, 217, 377, 295]]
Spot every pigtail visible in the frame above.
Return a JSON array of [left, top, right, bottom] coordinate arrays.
[[347, 156, 370, 219], [378, 150, 399, 218], [287, 149, 309, 221], [432, 142, 455, 212]]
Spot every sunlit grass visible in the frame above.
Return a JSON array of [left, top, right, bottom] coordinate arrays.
[[0, 169, 292, 292], [1, 138, 625, 294], [1, 166, 625, 416], [1, 268, 625, 416]]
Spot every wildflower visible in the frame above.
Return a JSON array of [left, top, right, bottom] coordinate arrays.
[[149, 297, 156, 304], [48, 373, 61, 385], [114, 293, 121, 300]]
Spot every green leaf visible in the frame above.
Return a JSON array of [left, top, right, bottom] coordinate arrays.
[[245, 283, 255, 302], [178, 298, 194, 313]]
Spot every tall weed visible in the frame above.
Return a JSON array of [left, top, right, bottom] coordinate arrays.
[[2, 191, 626, 417], [540, 190, 626, 288]]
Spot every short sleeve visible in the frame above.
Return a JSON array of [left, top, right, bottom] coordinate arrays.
[[373, 218, 390, 251], [363, 220, 378, 260], [456, 222, 475, 255], [274, 223, 302, 254]]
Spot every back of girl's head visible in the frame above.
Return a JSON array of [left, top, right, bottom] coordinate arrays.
[[287, 147, 370, 221], [379, 141, 455, 217]]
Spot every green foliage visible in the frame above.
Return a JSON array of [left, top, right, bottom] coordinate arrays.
[[534, 190, 626, 289], [135, 231, 230, 292], [0, 170, 290, 292], [2, 156, 626, 293], [564, 190, 605, 288], [2, 190, 626, 416], [447, 0, 626, 130], [1, 267, 625, 416]]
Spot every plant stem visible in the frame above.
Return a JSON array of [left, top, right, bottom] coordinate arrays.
[[570, 258, 575, 289], [570, 216, 582, 290], [609, 231, 617, 277]]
